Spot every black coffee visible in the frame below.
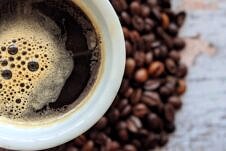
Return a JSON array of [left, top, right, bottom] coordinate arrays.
[[0, 0, 101, 120]]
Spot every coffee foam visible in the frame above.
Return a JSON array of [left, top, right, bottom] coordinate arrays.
[[0, 15, 74, 119]]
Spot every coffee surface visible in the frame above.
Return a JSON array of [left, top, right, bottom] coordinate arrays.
[[0, 0, 100, 120]]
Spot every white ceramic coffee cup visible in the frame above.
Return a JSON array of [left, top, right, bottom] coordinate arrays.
[[0, 0, 125, 150]]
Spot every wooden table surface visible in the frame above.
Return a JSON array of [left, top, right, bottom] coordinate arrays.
[[159, 0, 226, 151]]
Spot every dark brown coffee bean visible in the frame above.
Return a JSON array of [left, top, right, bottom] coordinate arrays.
[[167, 23, 179, 37], [144, 134, 159, 149], [66, 146, 79, 151], [142, 34, 155, 45], [111, 0, 128, 13], [169, 50, 181, 62], [164, 122, 176, 133], [176, 12, 186, 27], [129, 116, 142, 129], [130, 1, 141, 15], [145, 52, 153, 65], [151, 8, 162, 22], [120, 79, 129, 94], [144, 80, 161, 91], [168, 96, 182, 110], [125, 40, 133, 56], [124, 87, 134, 98], [118, 129, 129, 141], [116, 121, 127, 130], [133, 103, 149, 117], [129, 30, 141, 43], [148, 61, 165, 77], [176, 79, 186, 95], [126, 119, 138, 133], [74, 135, 87, 147], [159, 132, 169, 146], [144, 18, 155, 31], [147, 0, 158, 8], [153, 46, 168, 59], [141, 91, 161, 107], [161, 13, 170, 29], [131, 88, 142, 104], [165, 58, 177, 74], [147, 113, 163, 131], [108, 108, 120, 123], [81, 140, 94, 151], [121, 105, 132, 117], [94, 117, 108, 130], [173, 38, 186, 50], [177, 63, 188, 78], [132, 16, 145, 31], [125, 58, 136, 77], [134, 51, 145, 67], [121, 11, 131, 25], [156, 27, 173, 48], [123, 27, 130, 39], [124, 144, 137, 151], [141, 5, 150, 18], [134, 68, 148, 83], [164, 104, 175, 123], [117, 99, 128, 111], [107, 141, 120, 151]]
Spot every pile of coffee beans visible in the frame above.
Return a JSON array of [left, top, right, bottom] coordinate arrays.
[[46, 0, 187, 151]]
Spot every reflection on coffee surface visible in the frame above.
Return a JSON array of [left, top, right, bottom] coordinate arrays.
[[0, 0, 101, 120]]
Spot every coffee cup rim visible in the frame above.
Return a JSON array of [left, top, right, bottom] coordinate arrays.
[[0, 0, 125, 150]]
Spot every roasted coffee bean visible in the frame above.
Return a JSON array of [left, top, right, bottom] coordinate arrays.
[[176, 79, 186, 95], [129, 30, 141, 43], [164, 104, 175, 123], [111, 0, 128, 13], [161, 13, 170, 29], [167, 23, 179, 37], [148, 61, 165, 77], [123, 27, 130, 39], [169, 50, 181, 62], [130, 1, 141, 15], [121, 105, 132, 117], [126, 58, 136, 77], [81, 140, 94, 151], [173, 38, 186, 50], [94, 117, 108, 130], [177, 63, 188, 78], [125, 40, 133, 56], [144, 80, 161, 91], [132, 16, 145, 31], [168, 96, 182, 110], [165, 58, 177, 74], [134, 68, 148, 83], [121, 11, 131, 25], [153, 46, 168, 59], [147, 0, 158, 8], [131, 88, 142, 104], [145, 52, 153, 64], [133, 103, 149, 117], [74, 135, 87, 147], [141, 91, 162, 107], [118, 129, 129, 141], [147, 113, 163, 131], [141, 4, 150, 17], [144, 18, 155, 31], [134, 51, 146, 67], [124, 144, 137, 151], [176, 12, 186, 27]]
